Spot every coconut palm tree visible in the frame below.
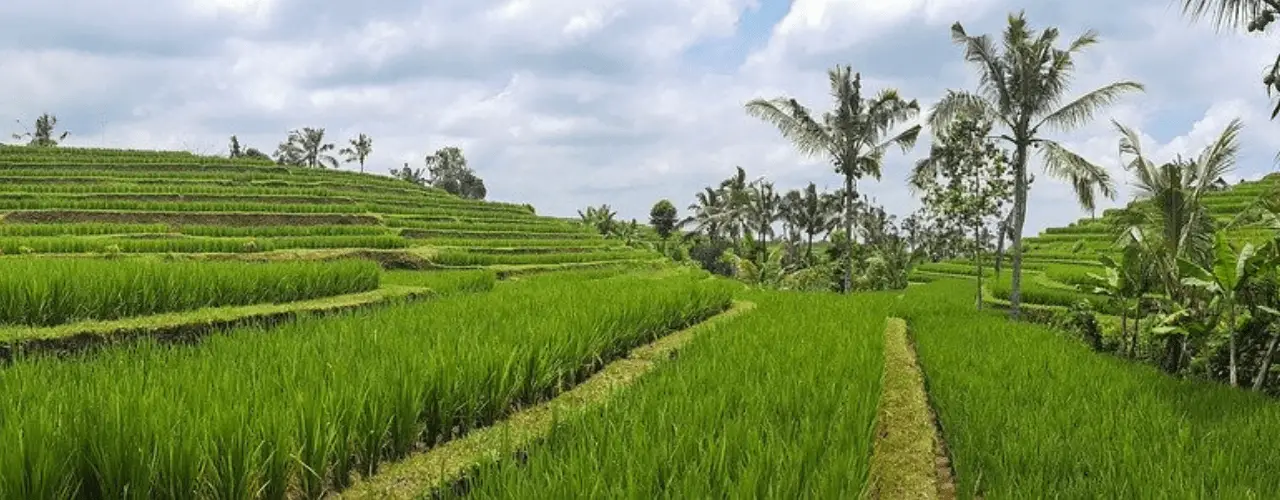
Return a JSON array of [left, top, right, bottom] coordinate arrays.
[[339, 133, 374, 173], [681, 187, 727, 242], [746, 66, 922, 293], [13, 113, 69, 147], [747, 180, 781, 261], [1113, 118, 1242, 373], [276, 127, 338, 168], [931, 12, 1143, 317], [718, 167, 753, 245], [791, 183, 831, 262]]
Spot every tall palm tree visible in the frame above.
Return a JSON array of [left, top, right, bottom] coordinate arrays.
[[681, 187, 727, 242], [276, 127, 338, 168], [747, 180, 781, 261], [780, 189, 805, 245], [339, 133, 374, 173], [746, 66, 922, 293], [932, 12, 1143, 317], [719, 167, 752, 245], [13, 113, 69, 147], [791, 183, 830, 261], [1113, 118, 1242, 373]]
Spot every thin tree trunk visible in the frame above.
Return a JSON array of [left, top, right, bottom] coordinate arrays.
[[1252, 333, 1280, 391], [1009, 143, 1029, 320], [974, 225, 984, 310], [806, 232, 814, 265], [1163, 336, 1184, 374], [359, 159, 365, 174], [994, 222, 1005, 279], [843, 174, 855, 294], [1229, 305, 1239, 387], [1129, 301, 1137, 358], [1120, 308, 1128, 357]]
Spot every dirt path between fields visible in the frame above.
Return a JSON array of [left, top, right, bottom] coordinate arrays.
[[870, 317, 959, 500]]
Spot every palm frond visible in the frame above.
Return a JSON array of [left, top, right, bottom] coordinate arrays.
[[1066, 29, 1100, 52], [1034, 82, 1145, 132], [1180, 0, 1271, 30], [744, 98, 832, 158], [1036, 138, 1116, 207], [908, 156, 938, 194], [930, 90, 1004, 133], [952, 22, 1011, 109], [1192, 117, 1243, 194]]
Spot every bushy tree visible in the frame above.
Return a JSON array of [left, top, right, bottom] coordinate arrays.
[[425, 146, 487, 200], [649, 200, 678, 240], [910, 113, 1013, 309]]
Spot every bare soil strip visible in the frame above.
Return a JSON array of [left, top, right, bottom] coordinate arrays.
[[870, 317, 942, 499], [0, 285, 431, 363], [334, 300, 756, 500]]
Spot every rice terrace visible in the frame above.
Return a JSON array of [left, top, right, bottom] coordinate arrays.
[[5, 0, 1280, 498]]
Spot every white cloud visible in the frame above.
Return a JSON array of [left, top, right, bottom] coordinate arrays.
[[1, 0, 1279, 236]]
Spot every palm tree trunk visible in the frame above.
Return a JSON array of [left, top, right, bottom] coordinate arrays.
[[1009, 143, 1029, 319], [806, 232, 814, 264], [359, 159, 365, 174], [1252, 333, 1280, 391], [842, 174, 855, 294]]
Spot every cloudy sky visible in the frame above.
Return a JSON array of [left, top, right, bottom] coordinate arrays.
[[2, 0, 1277, 235]]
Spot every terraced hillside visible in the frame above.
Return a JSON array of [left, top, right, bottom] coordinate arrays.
[[0, 146, 660, 357], [0, 146, 654, 268], [912, 173, 1280, 315]]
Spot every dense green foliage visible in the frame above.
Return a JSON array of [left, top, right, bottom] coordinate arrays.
[[0, 259, 380, 326]]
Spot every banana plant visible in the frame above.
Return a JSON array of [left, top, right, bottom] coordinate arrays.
[[1151, 301, 1220, 375], [1178, 233, 1274, 387], [1085, 243, 1154, 357]]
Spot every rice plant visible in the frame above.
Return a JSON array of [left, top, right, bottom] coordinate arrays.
[[899, 280, 1280, 498], [0, 223, 389, 238], [431, 249, 652, 266], [381, 269, 497, 295], [450, 290, 894, 498], [0, 235, 408, 254], [0, 274, 733, 498], [0, 259, 380, 326]]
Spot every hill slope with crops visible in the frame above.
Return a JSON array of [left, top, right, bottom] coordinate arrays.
[[0, 146, 655, 268]]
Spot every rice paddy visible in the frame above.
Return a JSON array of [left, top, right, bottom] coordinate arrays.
[[899, 280, 1280, 498], [4, 144, 1279, 499], [0, 259, 380, 326]]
